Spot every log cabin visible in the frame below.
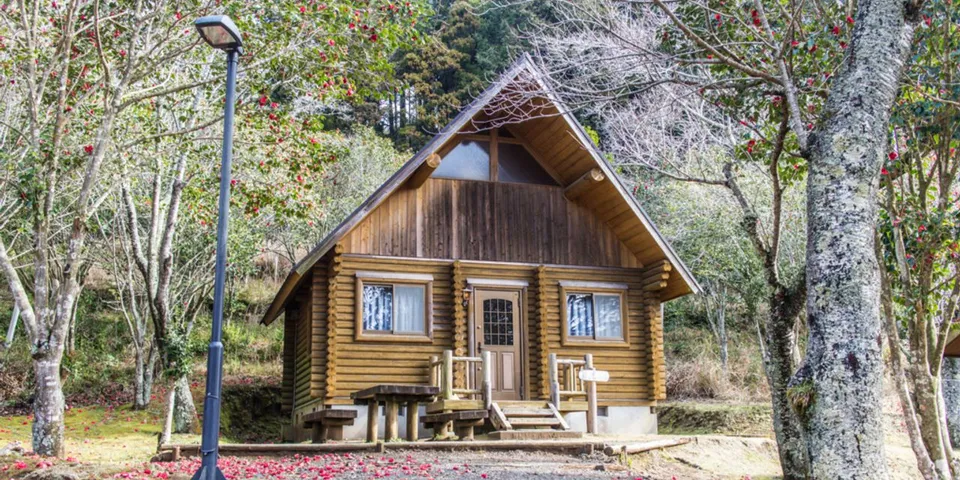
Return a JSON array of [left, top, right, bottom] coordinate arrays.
[[261, 54, 701, 442]]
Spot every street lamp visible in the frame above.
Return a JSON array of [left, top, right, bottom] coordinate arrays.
[[192, 15, 242, 480]]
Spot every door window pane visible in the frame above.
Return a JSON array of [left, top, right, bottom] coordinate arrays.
[[483, 298, 514, 346], [498, 143, 558, 185], [362, 285, 393, 331], [566, 294, 594, 337], [595, 294, 623, 339], [395, 285, 426, 333], [433, 140, 490, 181]]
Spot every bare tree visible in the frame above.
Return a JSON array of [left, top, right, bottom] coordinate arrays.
[[702, 283, 729, 373], [483, 0, 924, 474]]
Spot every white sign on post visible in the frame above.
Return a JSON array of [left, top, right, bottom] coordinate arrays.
[[578, 369, 610, 383]]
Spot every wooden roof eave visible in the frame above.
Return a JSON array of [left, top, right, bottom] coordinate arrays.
[[518, 54, 702, 299]]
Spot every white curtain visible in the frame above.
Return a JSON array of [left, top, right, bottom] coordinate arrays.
[[567, 294, 594, 337], [362, 285, 393, 331], [595, 295, 622, 339], [394, 285, 425, 333]]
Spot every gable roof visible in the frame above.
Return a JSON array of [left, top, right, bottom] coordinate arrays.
[[262, 54, 701, 325]]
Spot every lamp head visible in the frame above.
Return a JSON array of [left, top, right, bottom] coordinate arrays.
[[195, 15, 242, 51]]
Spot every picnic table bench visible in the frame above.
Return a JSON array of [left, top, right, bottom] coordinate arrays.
[[422, 410, 488, 441], [302, 409, 358, 443], [351, 384, 439, 442]]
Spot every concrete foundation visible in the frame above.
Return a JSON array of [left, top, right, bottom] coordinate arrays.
[[564, 406, 658, 435], [293, 404, 657, 441]]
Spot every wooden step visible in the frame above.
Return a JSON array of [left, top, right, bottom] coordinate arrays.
[[495, 401, 551, 409], [507, 417, 562, 427], [501, 408, 555, 417], [490, 401, 571, 432], [487, 430, 583, 441]]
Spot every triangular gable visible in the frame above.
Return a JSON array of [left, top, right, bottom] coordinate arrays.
[[262, 54, 701, 325]]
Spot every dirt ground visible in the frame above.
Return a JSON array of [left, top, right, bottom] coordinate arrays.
[[0, 398, 933, 479]]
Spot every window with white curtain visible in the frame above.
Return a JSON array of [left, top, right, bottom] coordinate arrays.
[[565, 292, 624, 341], [360, 282, 427, 336]]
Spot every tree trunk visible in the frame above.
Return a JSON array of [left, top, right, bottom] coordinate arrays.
[[765, 293, 809, 479], [160, 386, 175, 445], [940, 359, 960, 449], [4, 303, 19, 349], [793, 0, 915, 476], [66, 287, 81, 356], [912, 367, 953, 478], [133, 344, 157, 410], [173, 375, 198, 434], [32, 353, 66, 457]]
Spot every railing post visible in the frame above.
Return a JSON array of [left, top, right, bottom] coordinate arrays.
[[442, 350, 454, 400], [481, 351, 492, 410], [429, 355, 438, 388], [585, 354, 597, 435], [548, 353, 560, 409]]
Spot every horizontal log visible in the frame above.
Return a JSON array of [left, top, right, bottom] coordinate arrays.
[[603, 438, 690, 456]]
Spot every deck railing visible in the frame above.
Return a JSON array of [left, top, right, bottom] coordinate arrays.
[[549, 353, 599, 434], [429, 350, 492, 409]]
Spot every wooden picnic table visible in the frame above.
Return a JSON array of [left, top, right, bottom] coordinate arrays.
[[351, 384, 440, 443]]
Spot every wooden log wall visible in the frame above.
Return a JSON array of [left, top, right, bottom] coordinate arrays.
[[452, 261, 467, 388], [310, 262, 329, 399], [325, 245, 344, 400], [293, 290, 313, 409], [341, 179, 642, 269], [327, 255, 455, 405], [535, 266, 550, 399], [281, 304, 297, 414], [539, 265, 655, 405], [290, 253, 666, 407], [640, 260, 671, 400], [457, 262, 541, 399]]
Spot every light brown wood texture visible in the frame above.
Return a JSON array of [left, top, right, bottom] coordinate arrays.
[[342, 178, 642, 269], [281, 301, 297, 413], [564, 168, 605, 201], [293, 290, 312, 408], [287, 255, 664, 407], [407, 153, 442, 189]]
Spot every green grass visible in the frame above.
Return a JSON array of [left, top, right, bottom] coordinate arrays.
[[0, 403, 205, 466]]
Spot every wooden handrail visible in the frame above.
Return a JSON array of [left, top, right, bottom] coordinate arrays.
[[549, 352, 599, 434], [429, 349, 492, 405]]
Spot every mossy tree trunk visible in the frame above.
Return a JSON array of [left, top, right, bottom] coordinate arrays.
[[792, 0, 918, 476], [173, 375, 198, 434]]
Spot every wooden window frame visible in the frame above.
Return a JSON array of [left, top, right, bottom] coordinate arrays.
[[355, 273, 434, 343], [559, 286, 629, 347]]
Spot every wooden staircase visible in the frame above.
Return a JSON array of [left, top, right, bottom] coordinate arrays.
[[487, 401, 582, 440]]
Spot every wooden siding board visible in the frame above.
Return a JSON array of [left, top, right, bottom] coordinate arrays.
[[343, 179, 642, 269]]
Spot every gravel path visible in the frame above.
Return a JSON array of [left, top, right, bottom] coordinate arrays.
[[152, 450, 638, 480]]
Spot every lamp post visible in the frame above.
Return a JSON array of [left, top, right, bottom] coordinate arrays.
[[192, 15, 242, 480]]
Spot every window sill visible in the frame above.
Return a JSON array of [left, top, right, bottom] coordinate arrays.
[[355, 332, 433, 343], [560, 337, 630, 348]]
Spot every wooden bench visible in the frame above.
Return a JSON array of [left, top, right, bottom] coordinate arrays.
[[422, 410, 488, 441], [302, 409, 358, 443]]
